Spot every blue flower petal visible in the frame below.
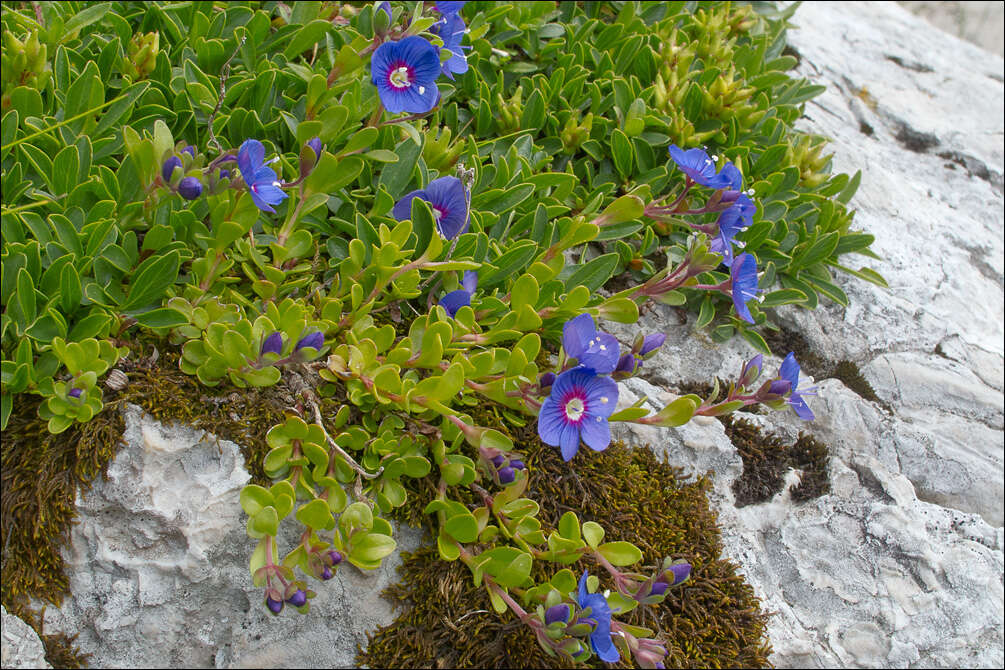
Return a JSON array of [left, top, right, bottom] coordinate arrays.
[[583, 375, 619, 418], [562, 314, 596, 359], [779, 352, 800, 388], [537, 396, 565, 446], [238, 139, 265, 178], [788, 392, 816, 421], [559, 422, 581, 461], [579, 417, 611, 452], [462, 270, 478, 293], [440, 289, 471, 317], [578, 332, 620, 374], [719, 162, 743, 190], [392, 189, 427, 221]]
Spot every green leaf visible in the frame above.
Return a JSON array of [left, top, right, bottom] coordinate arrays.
[[63, 2, 113, 36], [131, 307, 188, 329], [444, 512, 479, 543], [836, 169, 861, 205], [495, 552, 533, 588], [565, 253, 618, 292], [351, 532, 397, 564], [119, 250, 181, 312], [377, 138, 421, 198], [284, 19, 334, 60], [480, 240, 538, 288], [582, 521, 605, 548], [16, 268, 36, 325], [558, 511, 581, 542], [610, 129, 634, 178], [597, 541, 642, 566], [296, 499, 335, 530]]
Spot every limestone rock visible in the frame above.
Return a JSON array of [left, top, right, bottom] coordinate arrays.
[[1, 606, 51, 670], [40, 405, 422, 669], [614, 3, 1004, 667]]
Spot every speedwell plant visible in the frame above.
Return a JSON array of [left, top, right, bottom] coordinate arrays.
[[2, 1, 879, 665]]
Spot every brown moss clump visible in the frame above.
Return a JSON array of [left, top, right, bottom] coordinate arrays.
[[723, 416, 789, 507], [360, 431, 772, 669], [787, 432, 830, 502], [721, 416, 831, 506]]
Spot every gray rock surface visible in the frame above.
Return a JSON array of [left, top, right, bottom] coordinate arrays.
[[613, 2, 1004, 668], [39, 405, 422, 669], [1, 605, 52, 669]]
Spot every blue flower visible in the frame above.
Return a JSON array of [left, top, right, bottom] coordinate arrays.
[[430, 12, 469, 79], [439, 270, 478, 317], [392, 176, 469, 239], [237, 139, 288, 213], [576, 571, 620, 663], [370, 36, 441, 114], [729, 252, 760, 324], [719, 162, 743, 191], [777, 352, 816, 420], [537, 367, 618, 461], [668, 145, 731, 188], [561, 313, 619, 374], [376, 1, 392, 22], [709, 206, 746, 267], [435, 1, 466, 14]]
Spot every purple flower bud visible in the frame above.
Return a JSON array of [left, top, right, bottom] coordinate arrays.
[[667, 562, 691, 586], [497, 466, 515, 485], [768, 379, 792, 396], [510, 459, 525, 471], [306, 137, 322, 159], [161, 156, 182, 182], [650, 580, 668, 596], [538, 372, 556, 389], [67, 387, 83, 399], [615, 353, 637, 374], [219, 168, 231, 180], [266, 596, 283, 614], [181, 145, 196, 158], [639, 333, 667, 356], [490, 454, 505, 467], [295, 331, 324, 352], [261, 331, 283, 356], [286, 589, 307, 607], [544, 603, 570, 625], [321, 566, 333, 580], [178, 176, 203, 200], [740, 354, 763, 386], [328, 550, 343, 566]]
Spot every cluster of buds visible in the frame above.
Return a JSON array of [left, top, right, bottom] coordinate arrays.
[[560, 112, 593, 154], [613, 333, 667, 380], [422, 126, 465, 172], [479, 447, 526, 485], [123, 31, 160, 81], [1, 30, 50, 105], [161, 145, 204, 200]]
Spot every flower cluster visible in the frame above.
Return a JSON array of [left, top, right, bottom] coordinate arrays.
[[537, 315, 666, 461]]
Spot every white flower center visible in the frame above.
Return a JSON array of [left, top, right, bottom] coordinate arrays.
[[433, 207, 445, 221], [389, 66, 412, 89], [564, 397, 585, 422]]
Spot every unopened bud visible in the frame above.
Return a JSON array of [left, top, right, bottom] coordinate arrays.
[[286, 589, 307, 607], [178, 177, 203, 200], [161, 156, 182, 182], [266, 596, 283, 614], [544, 603, 570, 625]]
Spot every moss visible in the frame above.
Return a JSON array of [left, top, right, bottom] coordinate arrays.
[[787, 432, 830, 502], [722, 416, 789, 507], [361, 427, 772, 669]]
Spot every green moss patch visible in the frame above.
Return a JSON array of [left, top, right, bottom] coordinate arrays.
[[361, 434, 771, 669]]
